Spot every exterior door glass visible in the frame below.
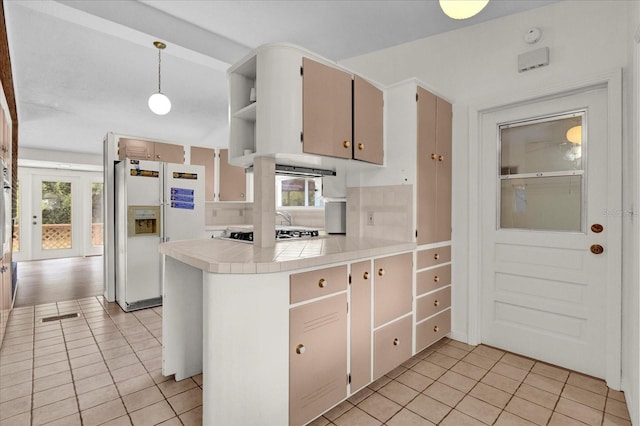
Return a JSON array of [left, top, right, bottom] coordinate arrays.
[[41, 180, 72, 250], [91, 182, 104, 247], [12, 181, 18, 253], [499, 111, 584, 232]]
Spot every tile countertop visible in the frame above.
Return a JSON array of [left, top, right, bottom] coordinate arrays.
[[159, 235, 416, 274]]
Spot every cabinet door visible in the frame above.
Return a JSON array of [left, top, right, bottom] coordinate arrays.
[[435, 97, 452, 242], [302, 58, 352, 159], [290, 294, 347, 426], [154, 142, 184, 164], [373, 253, 413, 328], [373, 315, 412, 379], [190, 147, 215, 201], [417, 88, 438, 245], [218, 149, 246, 201], [118, 138, 153, 161], [416, 309, 451, 352], [353, 76, 383, 165], [350, 260, 371, 392]]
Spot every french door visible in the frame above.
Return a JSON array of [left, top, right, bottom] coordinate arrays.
[[13, 169, 103, 261]]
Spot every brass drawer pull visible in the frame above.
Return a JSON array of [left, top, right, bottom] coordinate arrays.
[[378, 268, 385, 277], [433, 325, 439, 333], [431, 153, 436, 160], [343, 140, 351, 149], [433, 275, 440, 282], [363, 271, 369, 280], [434, 253, 440, 260], [434, 300, 440, 307], [438, 155, 444, 162], [318, 278, 327, 288], [358, 143, 365, 150], [393, 338, 400, 346], [296, 344, 305, 355]]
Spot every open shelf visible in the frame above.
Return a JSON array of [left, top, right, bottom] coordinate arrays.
[[233, 102, 257, 121]]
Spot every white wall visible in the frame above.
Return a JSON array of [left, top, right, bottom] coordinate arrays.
[[341, 1, 637, 423]]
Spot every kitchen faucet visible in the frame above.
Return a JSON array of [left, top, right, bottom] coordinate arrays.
[[276, 210, 292, 226]]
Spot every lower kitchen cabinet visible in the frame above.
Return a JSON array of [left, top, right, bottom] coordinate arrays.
[[373, 315, 412, 379], [289, 293, 347, 426], [416, 309, 451, 352], [350, 260, 372, 391], [373, 252, 413, 327]]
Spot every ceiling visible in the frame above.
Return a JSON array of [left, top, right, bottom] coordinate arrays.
[[4, 0, 557, 160]]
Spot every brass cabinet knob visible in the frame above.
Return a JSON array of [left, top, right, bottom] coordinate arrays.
[[431, 153, 437, 160], [156, 154, 161, 159], [433, 325, 439, 333], [343, 140, 351, 149], [434, 300, 440, 307], [433, 275, 440, 282], [363, 271, 369, 280], [318, 278, 327, 288], [590, 244, 604, 255], [393, 338, 400, 346], [434, 253, 440, 260], [438, 155, 444, 162], [358, 143, 365, 150], [296, 344, 305, 355], [378, 268, 385, 277]]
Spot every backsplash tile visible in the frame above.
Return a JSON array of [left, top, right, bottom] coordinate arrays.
[[347, 184, 413, 242]]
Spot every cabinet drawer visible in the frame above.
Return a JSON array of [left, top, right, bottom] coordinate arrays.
[[416, 287, 451, 322], [415, 310, 451, 352], [416, 264, 451, 296], [373, 253, 413, 327], [416, 246, 451, 270], [373, 315, 412, 379], [290, 265, 347, 304]]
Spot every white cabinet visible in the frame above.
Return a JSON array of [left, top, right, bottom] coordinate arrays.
[[227, 43, 384, 170]]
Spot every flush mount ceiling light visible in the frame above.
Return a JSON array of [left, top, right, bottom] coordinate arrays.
[[439, 0, 489, 19], [566, 125, 582, 144], [148, 41, 171, 115]]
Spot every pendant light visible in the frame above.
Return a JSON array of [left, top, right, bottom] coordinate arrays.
[[439, 0, 489, 20], [148, 41, 171, 115], [566, 125, 582, 144]]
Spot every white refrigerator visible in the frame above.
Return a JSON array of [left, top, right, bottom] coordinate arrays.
[[115, 159, 204, 312]]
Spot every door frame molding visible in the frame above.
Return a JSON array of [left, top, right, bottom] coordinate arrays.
[[467, 69, 622, 388]]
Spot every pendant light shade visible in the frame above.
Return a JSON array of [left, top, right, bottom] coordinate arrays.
[[439, 0, 489, 20], [566, 125, 582, 144], [149, 41, 171, 115]]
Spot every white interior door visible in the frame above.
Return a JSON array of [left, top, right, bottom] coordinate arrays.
[[480, 86, 621, 382]]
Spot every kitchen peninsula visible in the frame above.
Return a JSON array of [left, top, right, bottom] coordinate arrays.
[[160, 235, 417, 426]]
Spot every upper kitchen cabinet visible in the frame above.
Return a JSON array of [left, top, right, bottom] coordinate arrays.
[[227, 43, 384, 169], [190, 146, 215, 201], [218, 149, 246, 201], [417, 87, 452, 245], [118, 138, 184, 164]]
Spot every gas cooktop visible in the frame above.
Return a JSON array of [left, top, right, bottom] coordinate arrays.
[[220, 228, 321, 243]]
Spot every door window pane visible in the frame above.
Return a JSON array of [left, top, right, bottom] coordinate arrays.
[[12, 181, 19, 252], [91, 182, 103, 247], [41, 181, 72, 249], [499, 112, 584, 232]]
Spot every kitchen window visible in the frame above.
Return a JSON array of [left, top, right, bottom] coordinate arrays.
[[276, 176, 323, 208]]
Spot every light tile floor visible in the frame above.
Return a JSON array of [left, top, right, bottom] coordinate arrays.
[[0, 296, 632, 426]]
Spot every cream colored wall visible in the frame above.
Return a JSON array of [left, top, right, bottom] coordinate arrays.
[[341, 2, 636, 422]]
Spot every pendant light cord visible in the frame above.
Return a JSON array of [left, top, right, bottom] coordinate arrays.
[[157, 47, 162, 93]]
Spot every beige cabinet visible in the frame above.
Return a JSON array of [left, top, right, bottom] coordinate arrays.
[[0, 253, 12, 345], [302, 58, 384, 164], [350, 260, 372, 391], [416, 310, 451, 351], [118, 138, 184, 164], [0, 109, 9, 162], [190, 147, 215, 201], [373, 252, 413, 328], [289, 293, 347, 426], [218, 149, 246, 201], [417, 88, 452, 245], [373, 315, 412, 379]]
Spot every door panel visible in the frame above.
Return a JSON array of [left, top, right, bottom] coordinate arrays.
[[302, 58, 352, 159], [417, 88, 437, 245], [154, 142, 184, 164], [118, 138, 153, 161], [218, 149, 246, 201], [350, 260, 372, 392], [373, 253, 412, 327], [190, 146, 215, 201], [353, 76, 383, 164], [480, 87, 618, 379], [435, 97, 452, 242]]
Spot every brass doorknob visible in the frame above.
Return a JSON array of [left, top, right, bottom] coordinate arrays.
[[343, 140, 351, 149], [358, 143, 365, 150], [318, 278, 327, 288], [591, 224, 604, 233], [590, 244, 604, 255]]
